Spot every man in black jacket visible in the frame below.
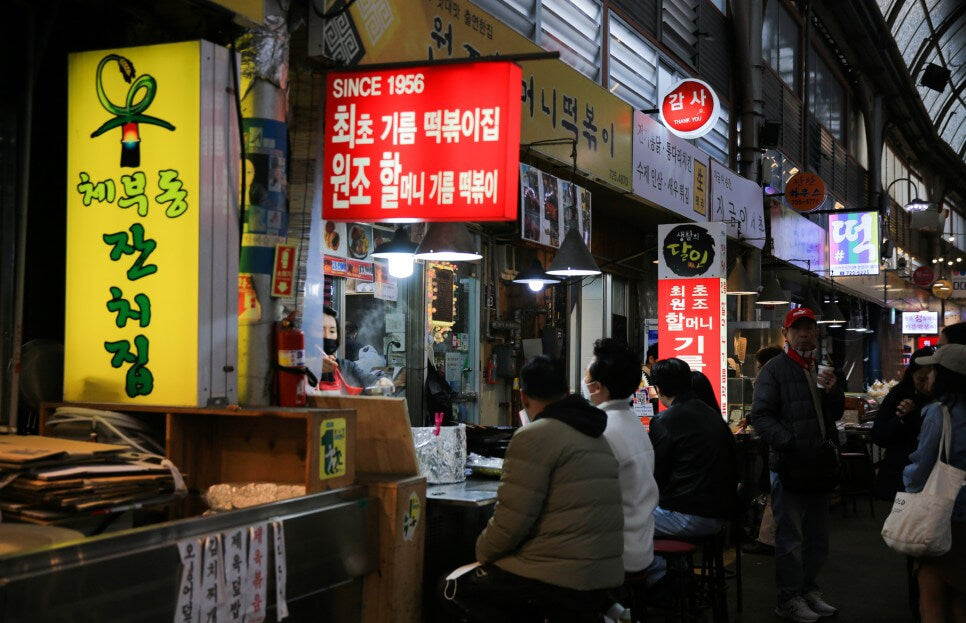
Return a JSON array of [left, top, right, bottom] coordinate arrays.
[[644, 357, 737, 586], [751, 307, 844, 623]]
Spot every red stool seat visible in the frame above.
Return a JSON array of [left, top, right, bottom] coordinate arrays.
[[653, 539, 698, 555]]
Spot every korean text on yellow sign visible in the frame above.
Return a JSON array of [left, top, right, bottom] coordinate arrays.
[[65, 42, 201, 404]]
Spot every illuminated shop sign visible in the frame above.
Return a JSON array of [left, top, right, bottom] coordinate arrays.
[[828, 211, 879, 277], [65, 41, 238, 405], [659, 78, 721, 140], [902, 311, 938, 334], [322, 61, 521, 221], [657, 222, 727, 419]]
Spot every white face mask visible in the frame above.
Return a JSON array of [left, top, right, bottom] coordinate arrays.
[[581, 378, 601, 404]]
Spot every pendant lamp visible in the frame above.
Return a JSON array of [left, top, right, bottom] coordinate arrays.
[[756, 272, 789, 305], [818, 297, 846, 324], [546, 228, 601, 276], [372, 225, 418, 278], [512, 259, 561, 292], [726, 257, 758, 296], [414, 222, 482, 261]]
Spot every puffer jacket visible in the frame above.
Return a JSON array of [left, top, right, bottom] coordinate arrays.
[[750, 353, 845, 470], [475, 395, 625, 591]]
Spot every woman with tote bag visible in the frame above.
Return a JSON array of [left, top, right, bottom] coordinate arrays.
[[902, 345, 966, 622]]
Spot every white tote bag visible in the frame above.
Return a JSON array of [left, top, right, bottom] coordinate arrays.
[[881, 406, 965, 557]]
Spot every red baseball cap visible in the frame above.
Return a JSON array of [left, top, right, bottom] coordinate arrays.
[[783, 307, 816, 329]]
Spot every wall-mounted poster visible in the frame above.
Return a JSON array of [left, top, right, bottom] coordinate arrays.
[[520, 163, 592, 250]]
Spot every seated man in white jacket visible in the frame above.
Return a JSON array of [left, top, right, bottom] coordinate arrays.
[[583, 337, 659, 574]]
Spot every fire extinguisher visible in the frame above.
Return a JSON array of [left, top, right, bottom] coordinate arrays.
[[485, 352, 498, 385], [274, 318, 318, 407]]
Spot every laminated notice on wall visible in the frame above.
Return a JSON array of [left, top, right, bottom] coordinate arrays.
[[272, 520, 289, 621], [175, 538, 204, 623], [200, 534, 224, 623], [246, 523, 269, 623], [221, 527, 248, 622]]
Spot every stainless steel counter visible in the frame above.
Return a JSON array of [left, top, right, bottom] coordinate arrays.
[[0, 486, 378, 623], [426, 477, 500, 507]]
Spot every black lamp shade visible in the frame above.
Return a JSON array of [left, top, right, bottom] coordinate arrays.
[[546, 228, 600, 276], [372, 226, 417, 258], [727, 258, 758, 295], [512, 259, 560, 290], [414, 222, 482, 261]]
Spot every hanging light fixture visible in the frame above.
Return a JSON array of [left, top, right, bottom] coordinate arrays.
[[372, 225, 418, 278], [512, 258, 561, 292], [756, 272, 789, 305], [846, 302, 868, 332], [727, 256, 758, 296], [818, 296, 847, 325], [546, 228, 601, 276], [413, 222, 482, 261]]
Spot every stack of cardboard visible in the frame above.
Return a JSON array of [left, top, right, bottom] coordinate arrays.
[[0, 436, 175, 524]]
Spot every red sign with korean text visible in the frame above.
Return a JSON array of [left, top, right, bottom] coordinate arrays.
[[784, 171, 827, 213], [659, 78, 721, 140], [271, 244, 297, 297], [917, 336, 940, 350], [323, 62, 521, 222], [658, 277, 728, 420], [913, 265, 935, 287]]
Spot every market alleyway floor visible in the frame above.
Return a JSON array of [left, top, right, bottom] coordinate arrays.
[[715, 498, 912, 622]]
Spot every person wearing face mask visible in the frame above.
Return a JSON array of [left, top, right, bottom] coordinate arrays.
[[318, 306, 391, 393], [750, 307, 845, 623], [583, 338, 659, 575], [872, 347, 934, 501]]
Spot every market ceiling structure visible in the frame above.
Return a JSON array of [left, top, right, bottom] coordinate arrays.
[[876, 0, 966, 161]]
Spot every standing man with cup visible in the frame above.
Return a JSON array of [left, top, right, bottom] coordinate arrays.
[[751, 307, 845, 622]]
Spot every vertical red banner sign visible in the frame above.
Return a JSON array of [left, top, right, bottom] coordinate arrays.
[[657, 221, 728, 420], [658, 278, 727, 419]]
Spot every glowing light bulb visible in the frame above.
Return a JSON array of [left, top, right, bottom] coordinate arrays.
[[527, 280, 544, 292], [387, 254, 415, 278]]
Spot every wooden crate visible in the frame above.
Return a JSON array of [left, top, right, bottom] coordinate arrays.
[[40, 404, 356, 505]]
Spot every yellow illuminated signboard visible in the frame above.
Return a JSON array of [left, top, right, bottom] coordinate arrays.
[[66, 42, 201, 404]]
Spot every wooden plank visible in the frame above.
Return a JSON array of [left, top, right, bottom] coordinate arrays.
[[309, 396, 419, 477], [359, 475, 426, 623]]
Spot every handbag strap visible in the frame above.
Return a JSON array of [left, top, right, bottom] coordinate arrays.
[[803, 367, 827, 439], [940, 404, 952, 463]]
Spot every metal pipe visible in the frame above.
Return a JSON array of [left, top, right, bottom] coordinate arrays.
[[6, 7, 50, 431], [733, 0, 763, 180]]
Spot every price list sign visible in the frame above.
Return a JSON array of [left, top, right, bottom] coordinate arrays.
[[323, 62, 521, 222], [657, 222, 727, 420]]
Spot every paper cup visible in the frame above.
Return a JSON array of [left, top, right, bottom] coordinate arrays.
[[817, 365, 833, 387]]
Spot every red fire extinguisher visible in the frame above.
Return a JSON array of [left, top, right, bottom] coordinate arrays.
[[485, 352, 499, 385], [274, 318, 317, 407]]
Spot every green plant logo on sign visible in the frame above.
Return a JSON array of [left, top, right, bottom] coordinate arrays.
[[320, 418, 347, 479], [90, 54, 175, 167]]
